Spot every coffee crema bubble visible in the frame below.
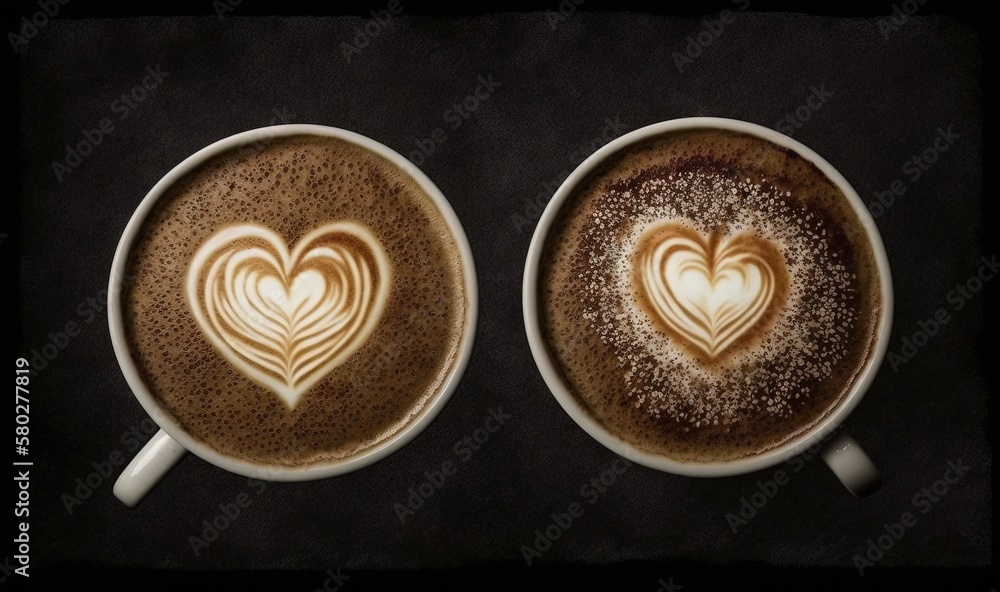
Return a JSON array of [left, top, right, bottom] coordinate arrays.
[[122, 135, 467, 467], [539, 128, 881, 462]]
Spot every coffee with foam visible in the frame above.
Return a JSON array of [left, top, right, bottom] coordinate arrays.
[[122, 135, 467, 467], [539, 129, 881, 462]]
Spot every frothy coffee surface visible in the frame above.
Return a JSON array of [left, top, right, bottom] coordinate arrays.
[[123, 135, 467, 467], [539, 129, 880, 462]]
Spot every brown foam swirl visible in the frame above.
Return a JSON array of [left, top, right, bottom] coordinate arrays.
[[186, 223, 392, 408], [633, 222, 788, 360]]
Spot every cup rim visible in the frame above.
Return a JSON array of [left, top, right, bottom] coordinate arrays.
[[108, 124, 479, 481], [522, 116, 894, 477]]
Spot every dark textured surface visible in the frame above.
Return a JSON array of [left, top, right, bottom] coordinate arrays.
[[19, 14, 988, 570]]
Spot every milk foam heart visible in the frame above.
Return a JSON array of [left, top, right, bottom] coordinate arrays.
[[634, 222, 787, 359], [186, 223, 391, 408]]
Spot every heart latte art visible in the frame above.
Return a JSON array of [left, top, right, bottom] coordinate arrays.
[[634, 223, 788, 359], [186, 223, 391, 408]]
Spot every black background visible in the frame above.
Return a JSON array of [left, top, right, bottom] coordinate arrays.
[[5, 1, 994, 590]]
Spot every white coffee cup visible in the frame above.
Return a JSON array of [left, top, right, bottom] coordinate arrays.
[[522, 117, 892, 495], [109, 125, 478, 507]]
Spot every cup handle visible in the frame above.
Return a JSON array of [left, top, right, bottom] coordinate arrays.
[[113, 429, 187, 507], [820, 431, 881, 497]]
